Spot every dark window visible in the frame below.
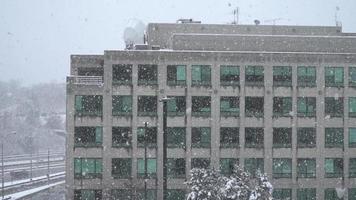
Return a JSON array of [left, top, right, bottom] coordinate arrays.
[[220, 158, 238, 175], [325, 189, 343, 200], [112, 158, 131, 178], [273, 66, 292, 86], [325, 67, 344, 87], [297, 158, 316, 178], [220, 65, 240, 86], [78, 67, 103, 77], [297, 97, 316, 117], [245, 97, 264, 117], [192, 96, 211, 117], [191, 127, 211, 148], [349, 158, 356, 178], [325, 97, 344, 117], [112, 127, 131, 148], [245, 128, 264, 148], [273, 128, 292, 148], [112, 96, 132, 116], [167, 96, 186, 116], [245, 66, 264, 86], [191, 158, 210, 169], [297, 66, 316, 87], [349, 97, 356, 117], [349, 188, 356, 200], [244, 158, 264, 177], [273, 97, 292, 117], [75, 95, 103, 116], [137, 127, 157, 148], [74, 189, 102, 200], [325, 128, 344, 148], [164, 190, 186, 200], [191, 65, 211, 86], [138, 64, 157, 85], [111, 189, 132, 200], [220, 97, 239, 117], [297, 188, 316, 200], [74, 127, 102, 147], [325, 158, 343, 178], [136, 190, 157, 200], [137, 96, 157, 116], [220, 127, 239, 148], [297, 128, 316, 148], [273, 189, 292, 200], [112, 64, 132, 85], [74, 158, 102, 179], [167, 127, 186, 148], [167, 158, 186, 178], [137, 158, 157, 178], [349, 67, 356, 87], [350, 128, 356, 148], [167, 65, 186, 86], [273, 158, 292, 178]]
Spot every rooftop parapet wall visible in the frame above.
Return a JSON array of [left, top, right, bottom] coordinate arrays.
[[147, 23, 343, 49], [70, 55, 104, 75], [171, 34, 356, 53]]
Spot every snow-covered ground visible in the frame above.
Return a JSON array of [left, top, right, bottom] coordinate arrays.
[[4, 181, 64, 200]]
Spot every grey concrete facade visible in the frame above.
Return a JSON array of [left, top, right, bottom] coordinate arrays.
[[66, 23, 356, 200]]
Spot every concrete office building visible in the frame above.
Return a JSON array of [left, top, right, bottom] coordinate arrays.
[[66, 21, 356, 200]]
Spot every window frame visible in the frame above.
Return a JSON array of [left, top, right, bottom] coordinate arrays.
[[75, 95, 103, 117], [220, 127, 239, 148], [74, 126, 103, 148], [191, 65, 211, 86], [74, 158, 102, 179], [167, 127, 186, 148], [297, 97, 316, 117], [191, 127, 211, 148], [220, 96, 240, 117], [325, 128, 344, 148], [166, 158, 186, 178], [112, 127, 131, 148], [325, 97, 344, 118], [297, 158, 316, 178], [244, 158, 264, 178], [245, 128, 264, 148], [245, 66, 264, 86], [272, 128, 292, 148], [111, 158, 132, 179], [297, 128, 316, 148], [273, 66, 292, 87], [137, 64, 158, 85], [137, 127, 157, 148], [325, 67, 344, 87], [220, 65, 240, 86], [167, 65, 186, 86], [273, 97, 292, 117], [324, 158, 344, 178], [112, 95, 132, 116], [245, 97, 264, 118], [273, 158, 292, 179], [112, 64, 132, 85], [137, 96, 157, 116], [349, 97, 356, 118], [297, 66, 316, 87], [192, 96, 211, 117]]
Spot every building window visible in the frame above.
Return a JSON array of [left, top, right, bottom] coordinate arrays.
[[245, 97, 264, 117], [297, 128, 316, 148], [74, 158, 102, 179], [350, 128, 356, 148], [136, 190, 157, 200], [78, 67, 103, 77], [191, 65, 211, 86], [220, 65, 240, 86], [112, 127, 131, 148], [74, 189, 102, 200], [112, 64, 132, 85], [167, 158, 185, 178], [325, 189, 343, 200], [112, 95, 132, 116], [297, 158, 316, 178], [273, 128, 292, 148], [75, 95, 103, 116], [349, 97, 356, 117], [273, 189, 292, 200], [220, 127, 239, 148], [244, 158, 264, 177], [325, 67, 344, 87], [220, 97, 239, 117], [297, 66, 316, 87], [191, 127, 211, 148], [245, 128, 264, 148], [325, 97, 344, 117], [137, 127, 157, 148], [297, 97, 316, 117], [325, 128, 344, 148], [325, 158, 343, 178], [273, 97, 292, 117], [164, 190, 186, 200], [137, 158, 157, 178], [111, 189, 132, 200], [137, 96, 157, 116], [192, 96, 211, 117], [273, 158, 292, 178], [349, 158, 356, 178], [297, 188, 316, 200], [191, 158, 210, 169], [220, 158, 238, 175], [112, 158, 131, 179], [167, 127, 186, 148], [349, 67, 356, 87], [273, 66, 292, 86], [167, 96, 186, 116], [74, 127, 102, 147], [350, 189, 356, 200], [245, 66, 264, 86], [167, 65, 186, 86], [138, 64, 158, 85]]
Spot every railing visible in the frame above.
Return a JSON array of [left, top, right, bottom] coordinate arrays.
[[67, 76, 103, 86]]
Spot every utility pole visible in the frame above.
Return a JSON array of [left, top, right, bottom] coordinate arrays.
[[47, 149, 50, 186], [160, 97, 171, 198], [30, 134, 33, 182], [1, 143, 4, 200]]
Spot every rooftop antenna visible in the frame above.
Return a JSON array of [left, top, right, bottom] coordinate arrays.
[[335, 6, 342, 27], [228, 3, 239, 25]]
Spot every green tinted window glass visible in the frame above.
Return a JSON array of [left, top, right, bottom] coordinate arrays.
[[297, 188, 316, 200], [75, 96, 83, 111], [95, 159, 102, 173], [298, 98, 307, 112], [167, 128, 185, 148], [273, 189, 292, 199], [220, 158, 238, 175], [350, 67, 356, 84], [325, 159, 334, 173], [349, 188, 356, 200], [82, 159, 95, 174], [350, 158, 356, 177], [95, 127, 102, 143], [167, 100, 177, 112], [176, 65, 186, 81], [335, 68, 344, 83], [82, 190, 95, 200], [74, 158, 81, 174], [350, 128, 356, 145], [165, 190, 185, 200], [201, 66, 211, 81], [350, 98, 356, 113], [200, 128, 211, 144], [138, 158, 156, 176], [191, 66, 201, 81]]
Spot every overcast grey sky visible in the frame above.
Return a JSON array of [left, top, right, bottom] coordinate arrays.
[[1, 0, 355, 85]]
